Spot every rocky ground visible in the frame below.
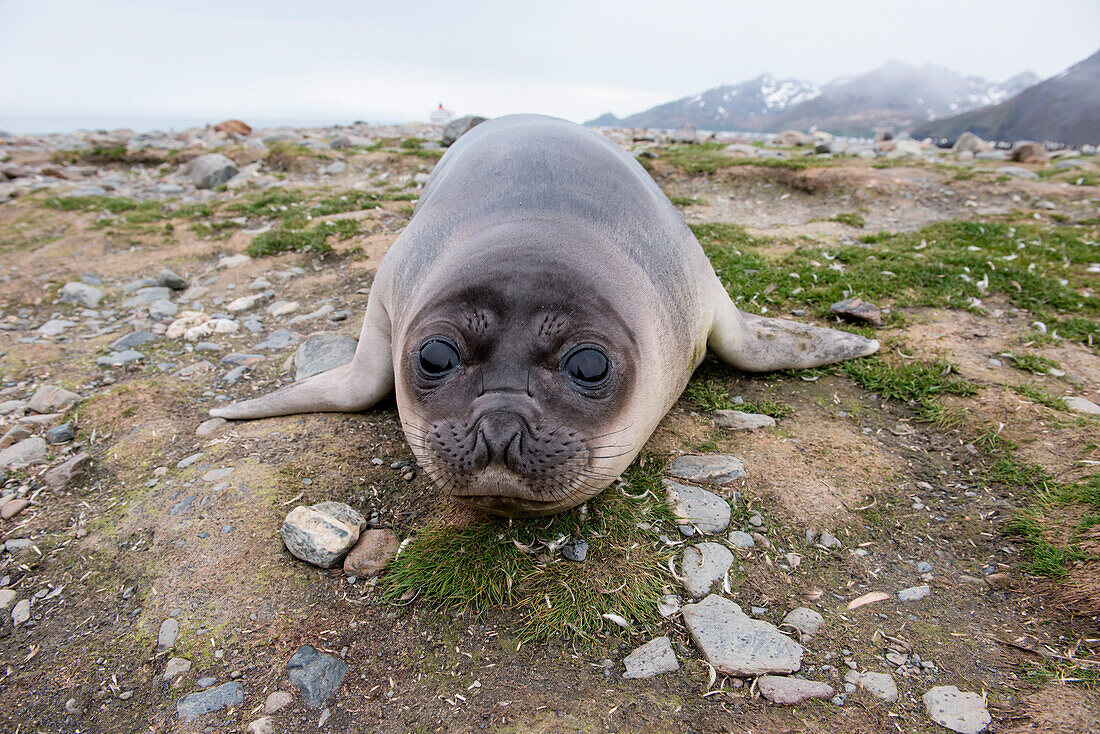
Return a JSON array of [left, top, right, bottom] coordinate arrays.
[[0, 119, 1098, 733]]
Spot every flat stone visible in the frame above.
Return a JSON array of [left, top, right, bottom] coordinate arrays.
[[758, 675, 834, 704], [1, 499, 30, 519], [254, 329, 299, 350], [226, 293, 271, 313], [728, 530, 755, 548], [123, 286, 172, 308], [43, 452, 91, 490], [682, 594, 804, 676], [898, 584, 931, 602], [218, 254, 251, 269], [110, 331, 158, 352], [282, 506, 360, 568], [623, 636, 680, 679], [342, 528, 400, 577], [264, 690, 293, 713], [27, 385, 80, 413], [561, 537, 588, 562], [830, 297, 883, 327], [0, 588, 15, 609], [782, 607, 825, 641], [202, 467, 235, 482], [294, 333, 357, 381], [45, 423, 74, 444], [162, 657, 192, 681], [11, 598, 31, 626], [196, 417, 226, 436], [997, 165, 1038, 180], [0, 425, 31, 450], [286, 644, 348, 708], [157, 269, 189, 290], [96, 349, 144, 366], [844, 670, 898, 702], [149, 299, 178, 320], [176, 452, 203, 468], [246, 716, 276, 734], [442, 115, 487, 146], [59, 281, 104, 307], [0, 437, 48, 468], [157, 618, 180, 650], [176, 681, 244, 721], [922, 686, 991, 734], [1066, 396, 1100, 415], [666, 481, 731, 535], [667, 454, 746, 486], [37, 319, 75, 337], [681, 542, 734, 598], [713, 410, 776, 430]]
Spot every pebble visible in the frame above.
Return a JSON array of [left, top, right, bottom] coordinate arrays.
[[342, 528, 400, 577], [110, 331, 158, 352], [246, 717, 276, 734], [0, 437, 48, 468], [202, 466, 235, 482], [818, 530, 842, 549], [188, 154, 239, 189], [157, 269, 189, 290], [681, 542, 734, 598], [713, 410, 776, 430], [287, 644, 349, 708], [37, 319, 75, 336], [282, 506, 360, 568], [922, 685, 992, 734], [162, 657, 192, 681], [898, 584, 932, 602], [728, 530, 755, 548], [623, 636, 680, 679], [681, 594, 804, 676], [665, 481, 731, 536], [781, 607, 825, 641], [11, 598, 31, 626], [254, 329, 299, 350], [1065, 396, 1100, 415], [829, 297, 883, 327], [123, 286, 172, 308], [58, 282, 104, 308], [43, 452, 91, 490], [560, 537, 588, 562], [196, 676, 217, 687], [0, 589, 15, 608], [196, 417, 226, 436], [844, 670, 898, 702], [176, 681, 244, 721], [294, 333, 358, 381], [264, 690, 293, 713], [758, 675, 834, 704], [1, 498, 30, 519], [96, 349, 144, 366], [176, 452, 204, 468], [917, 561, 933, 573], [667, 454, 746, 486], [158, 618, 180, 650], [45, 422, 74, 444]]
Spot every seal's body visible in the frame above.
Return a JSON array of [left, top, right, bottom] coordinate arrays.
[[212, 115, 877, 516]]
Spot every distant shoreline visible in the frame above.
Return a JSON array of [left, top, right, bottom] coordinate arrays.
[[0, 114, 418, 136]]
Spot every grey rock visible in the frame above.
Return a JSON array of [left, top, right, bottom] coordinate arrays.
[[844, 670, 898, 702], [758, 675, 834, 704], [561, 537, 588, 562], [281, 506, 360, 568], [917, 561, 933, 573], [922, 686, 991, 734], [148, 300, 178, 320], [189, 154, 239, 189], [952, 132, 991, 154], [11, 598, 31, 626], [157, 269, 189, 290], [176, 452, 203, 468], [671, 123, 697, 144], [0, 589, 15, 609], [311, 501, 366, 531], [176, 682, 244, 721], [898, 584, 931, 602], [818, 530, 842, 549], [45, 423, 74, 444], [1066, 396, 1100, 415], [28, 385, 80, 413], [43, 452, 91, 490], [158, 618, 180, 650], [59, 281, 104, 308], [246, 716, 276, 734], [728, 530, 755, 549], [681, 542, 734, 598], [442, 116, 488, 146], [286, 644, 349, 708], [162, 657, 192, 681], [264, 690, 293, 713], [96, 349, 144, 366], [997, 166, 1038, 180], [667, 454, 746, 486], [682, 594, 804, 676], [37, 319, 75, 337], [323, 161, 346, 175], [123, 278, 157, 292], [294, 333, 357, 381], [254, 329, 299, 350], [830, 297, 883, 327], [713, 410, 776, 430], [123, 286, 172, 308], [0, 437, 48, 468], [110, 331, 158, 351], [196, 417, 226, 436], [782, 607, 825, 641], [623, 636, 680, 679], [666, 481, 731, 535], [196, 676, 217, 687]]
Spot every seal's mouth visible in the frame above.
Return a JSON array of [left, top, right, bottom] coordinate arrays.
[[449, 467, 552, 501]]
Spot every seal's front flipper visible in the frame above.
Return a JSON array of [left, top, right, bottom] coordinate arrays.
[[209, 303, 394, 420], [707, 290, 878, 372]]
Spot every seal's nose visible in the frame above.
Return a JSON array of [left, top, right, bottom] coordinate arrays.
[[474, 414, 524, 471]]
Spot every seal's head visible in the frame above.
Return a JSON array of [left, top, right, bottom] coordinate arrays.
[[394, 226, 646, 517]]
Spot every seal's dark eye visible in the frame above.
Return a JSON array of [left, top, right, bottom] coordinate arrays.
[[418, 339, 459, 378], [564, 347, 610, 387]]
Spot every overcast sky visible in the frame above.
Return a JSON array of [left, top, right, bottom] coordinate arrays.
[[2, 0, 1098, 130]]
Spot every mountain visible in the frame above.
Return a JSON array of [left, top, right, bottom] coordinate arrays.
[[586, 62, 1040, 138], [910, 49, 1100, 146], [586, 74, 821, 131]]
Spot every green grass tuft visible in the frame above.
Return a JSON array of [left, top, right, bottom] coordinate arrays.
[[1006, 352, 1062, 375], [830, 212, 865, 228], [841, 356, 975, 420]]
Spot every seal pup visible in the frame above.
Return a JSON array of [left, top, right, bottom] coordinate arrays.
[[211, 114, 878, 517]]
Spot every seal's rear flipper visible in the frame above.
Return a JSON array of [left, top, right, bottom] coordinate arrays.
[[707, 293, 879, 372], [209, 305, 394, 420]]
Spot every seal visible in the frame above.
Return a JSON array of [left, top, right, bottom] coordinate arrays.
[[211, 114, 878, 517]]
